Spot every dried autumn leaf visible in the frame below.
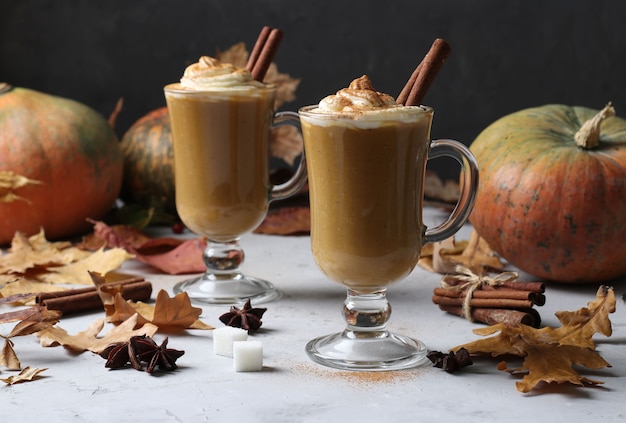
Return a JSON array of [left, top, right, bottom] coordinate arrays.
[[497, 343, 610, 393], [424, 171, 460, 203], [0, 366, 48, 385], [0, 171, 42, 203], [271, 124, 304, 167], [0, 278, 60, 304], [105, 290, 212, 330], [36, 313, 159, 354], [0, 230, 87, 274], [454, 286, 616, 393], [418, 231, 503, 274], [39, 248, 134, 285], [8, 306, 62, 338], [217, 42, 301, 109], [87, 221, 206, 275], [254, 206, 310, 235], [0, 338, 20, 370]]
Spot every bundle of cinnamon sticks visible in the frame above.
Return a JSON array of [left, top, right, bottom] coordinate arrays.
[[432, 275, 545, 328], [36, 276, 152, 316]]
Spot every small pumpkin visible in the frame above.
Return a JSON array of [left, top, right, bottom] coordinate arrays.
[[0, 83, 123, 244], [470, 103, 626, 283], [120, 107, 176, 215]]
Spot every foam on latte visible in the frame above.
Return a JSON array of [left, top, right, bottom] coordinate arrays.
[[173, 56, 266, 91], [305, 75, 425, 127]]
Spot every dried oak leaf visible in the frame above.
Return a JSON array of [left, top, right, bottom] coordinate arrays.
[[93, 272, 212, 331], [36, 313, 159, 354], [0, 230, 87, 274], [418, 230, 503, 274], [39, 248, 134, 285], [453, 286, 616, 393], [0, 366, 48, 385], [87, 221, 206, 275], [424, 171, 461, 204], [254, 206, 310, 235], [1, 306, 61, 370], [0, 171, 43, 203]]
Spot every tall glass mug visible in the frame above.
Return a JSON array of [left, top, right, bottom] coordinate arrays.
[[163, 83, 306, 304], [299, 103, 478, 370]]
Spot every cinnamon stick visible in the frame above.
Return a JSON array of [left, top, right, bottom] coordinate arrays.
[[399, 38, 451, 106], [438, 304, 541, 328], [433, 287, 545, 306], [432, 294, 534, 309], [396, 63, 422, 105], [246, 26, 272, 72], [250, 27, 283, 82], [36, 278, 152, 315]]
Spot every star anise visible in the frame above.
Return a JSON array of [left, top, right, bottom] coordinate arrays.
[[219, 298, 267, 331], [99, 341, 139, 370], [131, 335, 185, 373], [100, 335, 184, 373], [427, 347, 473, 373]]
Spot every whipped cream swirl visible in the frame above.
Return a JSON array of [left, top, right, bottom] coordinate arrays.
[[179, 56, 265, 90], [317, 75, 399, 113]]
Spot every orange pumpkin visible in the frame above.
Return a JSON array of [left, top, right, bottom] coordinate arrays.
[[0, 83, 123, 244], [470, 103, 626, 283], [120, 107, 176, 215]]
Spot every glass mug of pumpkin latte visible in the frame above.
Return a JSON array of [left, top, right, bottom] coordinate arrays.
[[299, 76, 478, 370], [164, 56, 306, 304]]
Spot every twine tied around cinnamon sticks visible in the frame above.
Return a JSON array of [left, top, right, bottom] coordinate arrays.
[[439, 266, 519, 321], [433, 266, 545, 327]]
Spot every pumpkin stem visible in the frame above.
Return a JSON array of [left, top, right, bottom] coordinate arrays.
[[0, 83, 13, 95], [574, 102, 615, 149]]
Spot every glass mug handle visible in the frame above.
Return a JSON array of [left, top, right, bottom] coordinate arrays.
[[269, 111, 308, 201], [423, 139, 479, 244]]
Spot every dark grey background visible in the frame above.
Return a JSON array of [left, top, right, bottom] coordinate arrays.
[[2, 0, 625, 179]]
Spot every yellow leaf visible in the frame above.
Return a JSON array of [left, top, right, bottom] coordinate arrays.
[[0, 366, 48, 385], [0, 339, 20, 370], [454, 286, 616, 393], [36, 314, 158, 354], [39, 248, 134, 285], [0, 171, 42, 203]]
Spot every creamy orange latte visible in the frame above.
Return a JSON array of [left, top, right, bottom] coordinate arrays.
[[300, 76, 433, 292], [164, 57, 276, 241]]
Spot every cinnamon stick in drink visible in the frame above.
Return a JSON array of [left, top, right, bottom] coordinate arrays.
[[250, 27, 284, 82], [398, 38, 451, 106]]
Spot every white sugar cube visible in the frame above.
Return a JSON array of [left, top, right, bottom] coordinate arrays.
[[233, 341, 263, 372], [213, 326, 248, 357]]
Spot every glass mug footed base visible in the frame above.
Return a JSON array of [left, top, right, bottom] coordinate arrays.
[[173, 272, 282, 305], [304, 289, 429, 371], [305, 329, 429, 371], [172, 238, 282, 305]]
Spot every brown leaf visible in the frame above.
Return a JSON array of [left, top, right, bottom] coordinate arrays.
[[36, 314, 159, 354], [103, 289, 212, 331], [0, 366, 47, 385], [454, 286, 616, 392], [87, 221, 206, 275], [8, 306, 62, 338], [418, 231, 503, 274], [254, 207, 310, 235], [0, 339, 20, 370], [271, 125, 304, 167]]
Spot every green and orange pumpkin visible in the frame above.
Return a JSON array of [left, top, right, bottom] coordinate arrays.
[[120, 107, 176, 216], [470, 103, 626, 283], [0, 83, 123, 244]]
